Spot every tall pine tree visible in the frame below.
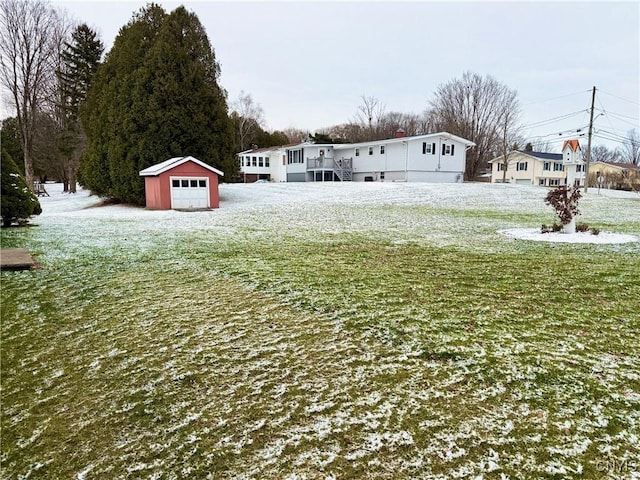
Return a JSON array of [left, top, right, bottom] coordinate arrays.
[[57, 24, 103, 192], [80, 4, 235, 204]]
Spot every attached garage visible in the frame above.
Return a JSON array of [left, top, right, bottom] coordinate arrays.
[[139, 156, 224, 210]]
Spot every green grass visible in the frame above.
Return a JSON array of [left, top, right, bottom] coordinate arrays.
[[1, 194, 639, 479]]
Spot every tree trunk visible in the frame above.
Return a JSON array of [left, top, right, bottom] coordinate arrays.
[[69, 166, 77, 193], [563, 217, 576, 234], [23, 151, 35, 192]]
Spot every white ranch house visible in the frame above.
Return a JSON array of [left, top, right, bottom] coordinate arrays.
[[237, 132, 475, 183], [488, 140, 586, 187]]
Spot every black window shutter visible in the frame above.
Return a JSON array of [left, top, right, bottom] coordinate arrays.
[[422, 142, 426, 154], [451, 144, 455, 155], [442, 144, 446, 155]]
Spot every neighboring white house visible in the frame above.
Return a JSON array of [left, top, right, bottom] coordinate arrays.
[[236, 132, 475, 183], [489, 140, 585, 187]]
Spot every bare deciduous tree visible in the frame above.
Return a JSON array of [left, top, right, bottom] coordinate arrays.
[[616, 129, 640, 166], [282, 127, 308, 144], [1, 0, 62, 190], [231, 90, 265, 151], [353, 95, 386, 141], [428, 71, 520, 180], [588, 144, 622, 163]]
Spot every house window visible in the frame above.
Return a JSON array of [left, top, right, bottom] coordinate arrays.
[[181, 179, 189, 187], [543, 162, 551, 171], [423, 142, 432, 154], [252, 156, 257, 167], [516, 162, 528, 171], [553, 162, 564, 171], [380, 171, 385, 180], [198, 180, 206, 187], [575, 164, 583, 172], [172, 179, 180, 187], [380, 145, 385, 154], [190, 180, 198, 187], [258, 157, 264, 167], [549, 179, 560, 186], [442, 144, 451, 155], [539, 178, 546, 186], [355, 148, 360, 157], [265, 157, 270, 167], [368, 146, 373, 155], [497, 163, 505, 171]]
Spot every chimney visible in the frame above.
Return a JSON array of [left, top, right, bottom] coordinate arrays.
[[395, 128, 406, 138]]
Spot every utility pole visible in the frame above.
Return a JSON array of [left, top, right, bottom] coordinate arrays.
[[584, 86, 596, 193]]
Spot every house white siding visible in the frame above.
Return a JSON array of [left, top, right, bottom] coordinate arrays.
[[237, 132, 474, 184]]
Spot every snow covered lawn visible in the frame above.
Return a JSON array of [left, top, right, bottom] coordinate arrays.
[[2, 182, 639, 479]]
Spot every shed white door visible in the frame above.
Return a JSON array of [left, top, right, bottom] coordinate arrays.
[[171, 177, 209, 209]]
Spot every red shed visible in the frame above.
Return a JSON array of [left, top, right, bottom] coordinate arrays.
[[139, 156, 224, 210]]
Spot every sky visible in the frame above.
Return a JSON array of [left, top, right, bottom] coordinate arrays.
[[8, 1, 640, 152]]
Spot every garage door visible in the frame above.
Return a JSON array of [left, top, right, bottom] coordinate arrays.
[[515, 179, 531, 185], [171, 177, 209, 209]]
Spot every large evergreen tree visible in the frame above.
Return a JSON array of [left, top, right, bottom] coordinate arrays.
[[80, 4, 235, 204], [57, 24, 103, 192]]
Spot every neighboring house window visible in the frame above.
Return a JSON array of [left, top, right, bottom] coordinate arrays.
[[539, 178, 546, 186], [516, 162, 528, 171], [252, 156, 257, 167], [554, 162, 564, 171], [355, 148, 360, 157], [380, 171, 385, 180], [497, 163, 505, 171], [575, 164, 583, 172], [549, 179, 560, 186], [287, 149, 303, 164], [368, 146, 373, 155], [259, 157, 264, 167], [265, 157, 270, 167], [380, 145, 385, 154], [544, 162, 551, 171]]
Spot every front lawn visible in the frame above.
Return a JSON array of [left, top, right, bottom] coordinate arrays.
[[2, 183, 639, 479]]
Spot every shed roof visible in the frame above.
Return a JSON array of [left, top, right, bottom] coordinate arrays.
[[139, 156, 224, 177]]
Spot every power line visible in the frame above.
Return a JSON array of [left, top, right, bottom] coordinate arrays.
[[598, 89, 640, 106], [521, 90, 590, 106], [522, 110, 588, 129]]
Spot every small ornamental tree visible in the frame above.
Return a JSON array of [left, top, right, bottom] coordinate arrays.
[[1, 149, 42, 227], [544, 186, 581, 233]]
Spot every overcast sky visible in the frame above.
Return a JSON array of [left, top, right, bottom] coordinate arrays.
[[31, 1, 640, 151]]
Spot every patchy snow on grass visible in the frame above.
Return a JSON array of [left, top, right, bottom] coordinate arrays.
[[499, 227, 638, 244], [2, 181, 639, 479]]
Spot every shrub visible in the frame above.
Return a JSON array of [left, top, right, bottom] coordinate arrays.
[[541, 223, 563, 234], [1, 149, 42, 227], [544, 186, 581, 225], [590, 227, 600, 236], [576, 222, 590, 232]]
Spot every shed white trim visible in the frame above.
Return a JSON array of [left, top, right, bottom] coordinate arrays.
[[139, 156, 224, 177]]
